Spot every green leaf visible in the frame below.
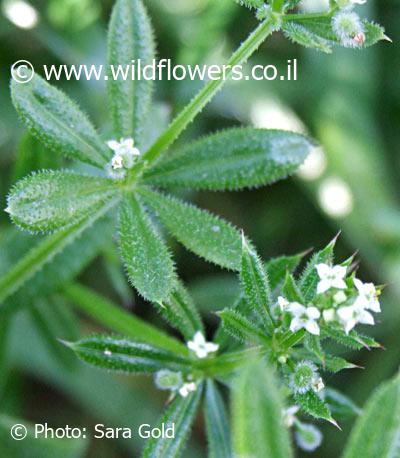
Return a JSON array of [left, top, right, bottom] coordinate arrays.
[[142, 386, 202, 458], [232, 361, 293, 458], [7, 171, 117, 233], [295, 390, 338, 426], [321, 325, 381, 350], [157, 281, 204, 341], [218, 309, 269, 345], [118, 195, 176, 302], [266, 251, 305, 292], [205, 380, 231, 458], [0, 201, 114, 306], [283, 16, 388, 50], [362, 21, 389, 48], [324, 355, 358, 373], [282, 272, 305, 303], [283, 22, 332, 53], [67, 334, 192, 374], [139, 188, 242, 270], [11, 74, 108, 168], [107, 0, 155, 144], [144, 128, 313, 191], [299, 237, 335, 302], [324, 388, 361, 420], [63, 283, 188, 356], [0, 414, 88, 458], [343, 375, 400, 458], [240, 238, 274, 331]]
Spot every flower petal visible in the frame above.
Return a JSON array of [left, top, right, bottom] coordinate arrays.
[[305, 320, 320, 336], [306, 307, 321, 320]]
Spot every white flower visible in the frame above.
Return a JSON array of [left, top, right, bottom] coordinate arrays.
[[316, 263, 347, 294], [178, 382, 197, 397], [353, 278, 381, 313], [111, 154, 124, 170], [107, 138, 140, 158], [337, 303, 374, 334], [106, 137, 140, 178], [283, 405, 299, 427], [289, 303, 321, 336], [312, 377, 325, 393], [278, 296, 289, 312], [187, 331, 219, 359]]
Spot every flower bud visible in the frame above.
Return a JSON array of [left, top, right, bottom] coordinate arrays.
[[332, 11, 365, 48], [295, 422, 323, 452], [154, 370, 183, 391], [290, 361, 319, 394]]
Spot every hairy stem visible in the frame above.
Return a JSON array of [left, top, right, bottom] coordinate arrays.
[[141, 15, 281, 169]]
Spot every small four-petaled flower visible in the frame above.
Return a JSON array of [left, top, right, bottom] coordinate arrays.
[[106, 137, 140, 179], [187, 331, 219, 359], [353, 278, 381, 313], [316, 263, 347, 294], [288, 302, 321, 336]]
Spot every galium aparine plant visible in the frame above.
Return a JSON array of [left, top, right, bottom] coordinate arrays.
[[1, 0, 394, 456]]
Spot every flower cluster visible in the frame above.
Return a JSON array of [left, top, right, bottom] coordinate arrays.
[[105, 137, 140, 180], [332, 0, 367, 48], [277, 263, 381, 336], [154, 333, 219, 398]]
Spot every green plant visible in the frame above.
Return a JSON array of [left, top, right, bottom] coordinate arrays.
[[1, 0, 393, 456]]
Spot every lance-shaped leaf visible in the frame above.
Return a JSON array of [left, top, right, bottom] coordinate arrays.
[[240, 238, 274, 332], [283, 22, 332, 53], [343, 375, 400, 458], [295, 389, 338, 427], [108, 0, 155, 144], [321, 324, 381, 350], [143, 385, 202, 458], [266, 251, 306, 292], [139, 188, 242, 270], [299, 237, 336, 302], [65, 334, 192, 374], [143, 128, 313, 191], [283, 272, 304, 303], [205, 380, 231, 458], [283, 16, 388, 49], [232, 361, 293, 458], [218, 309, 269, 345], [6, 171, 117, 233], [156, 281, 204, 341], [11, 74, 108, 167], [118, 195, 176, 302]]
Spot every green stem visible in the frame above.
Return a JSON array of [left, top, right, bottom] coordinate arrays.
[[63, 283, 188, 356], [196, 347, 266, 376], [141, 15, 281, 169]]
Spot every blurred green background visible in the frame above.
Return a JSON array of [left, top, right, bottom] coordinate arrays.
[[0, 0, 399, 456]]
